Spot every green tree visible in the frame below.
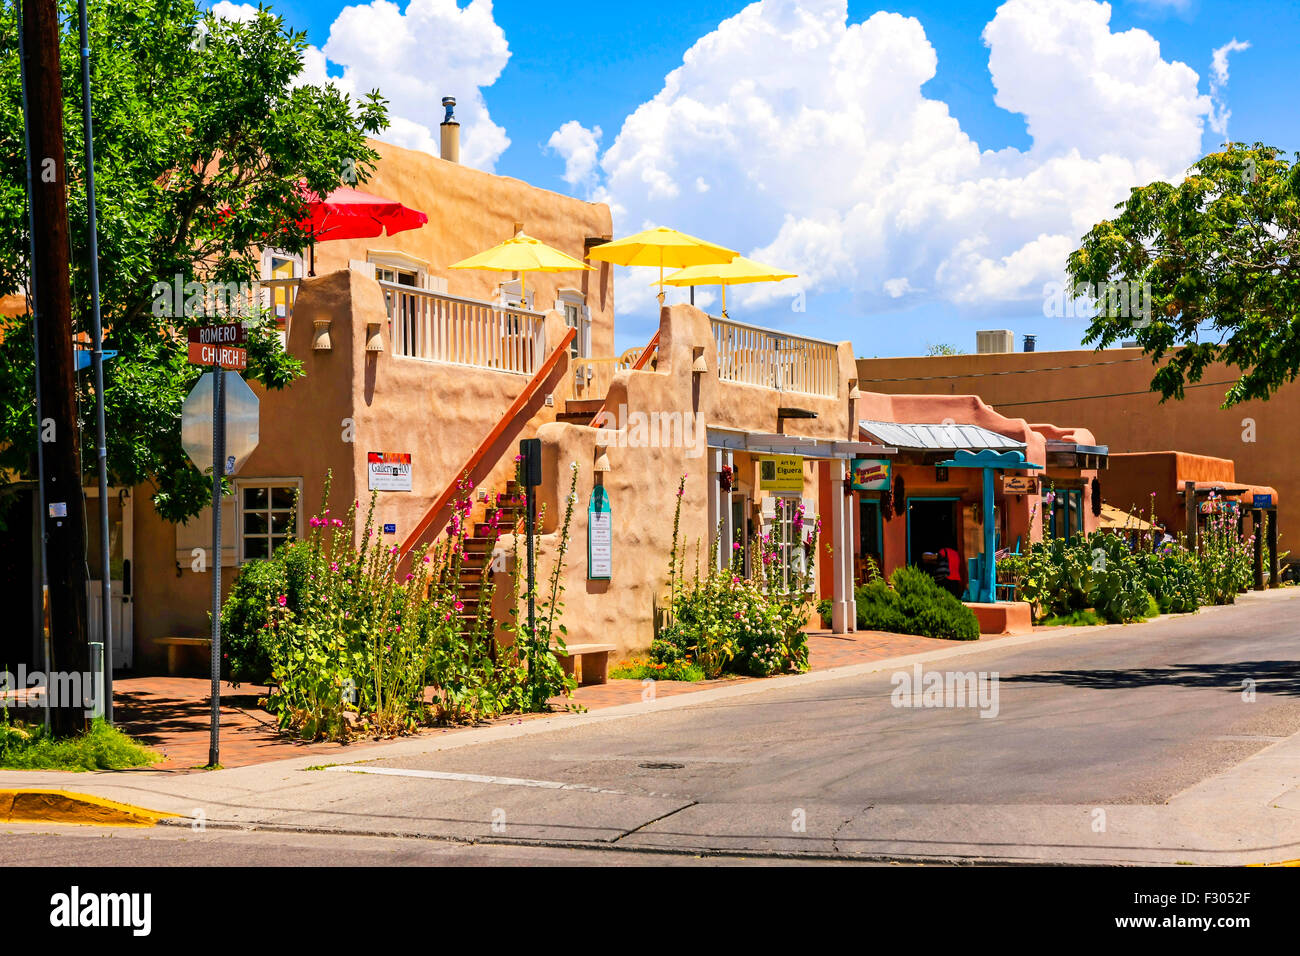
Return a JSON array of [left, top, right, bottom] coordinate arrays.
[[0, 0, 388, 519], [1067, 143, 1300, 407], [924, 342, 963, 356]]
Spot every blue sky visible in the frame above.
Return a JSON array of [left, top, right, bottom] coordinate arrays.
[[215, 0, 1299, 355]]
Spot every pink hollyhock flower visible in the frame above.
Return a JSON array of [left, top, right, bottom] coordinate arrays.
[[277, 594, 287, 607]]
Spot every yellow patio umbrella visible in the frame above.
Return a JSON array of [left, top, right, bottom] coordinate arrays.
[[660, 255, 797, 319], [585, 226, 737, 304], [449, 231, 591, 307]]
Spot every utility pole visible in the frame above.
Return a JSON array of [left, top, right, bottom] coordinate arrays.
[[22, 0, 89, 736]]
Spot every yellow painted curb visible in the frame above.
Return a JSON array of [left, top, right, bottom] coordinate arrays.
[[1248, 859, 1300, 867], [0, 789, 179, 828]]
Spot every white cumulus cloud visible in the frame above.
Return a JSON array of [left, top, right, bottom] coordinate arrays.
[[547, 121, 604, 188], [549, 0, 1211, 324], [297, 0, 512, 171], [1208, 37, 1250, 137]]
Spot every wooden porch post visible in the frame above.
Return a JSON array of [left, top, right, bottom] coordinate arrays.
[[1184, 481, 1197, 551], [1268, 509, 1280, 588], [830, 459, 852, 633], [1252, 508, 1265, 590]]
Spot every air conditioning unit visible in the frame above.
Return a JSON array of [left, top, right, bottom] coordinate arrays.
[[976, 330, 1014, 354]]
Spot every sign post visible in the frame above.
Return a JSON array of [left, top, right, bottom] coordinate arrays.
[[181, 324, 259, 768], [207, 361, 225, 767]]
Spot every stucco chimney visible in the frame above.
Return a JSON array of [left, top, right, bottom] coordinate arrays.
[[440, 96, 460, 163]]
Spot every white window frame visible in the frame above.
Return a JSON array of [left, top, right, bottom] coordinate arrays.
[[496, 278, 536, 313], [261, 248, 303, 280], [235, 478, 304, 564], [557, 288, 591, 359], [368, 249, 429, 289], [761, 493, 817, 593]]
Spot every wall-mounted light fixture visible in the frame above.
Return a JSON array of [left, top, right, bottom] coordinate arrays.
[[848, 379, 862, 400], [692, 346, 707, 374], [593, 444, 611, 473], [314, 319, 333, 351], [364, 320, 383, 352]]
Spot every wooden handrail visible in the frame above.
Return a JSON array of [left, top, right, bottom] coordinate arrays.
[[587, 328, 660, 427], [398, 327, 577, 565]]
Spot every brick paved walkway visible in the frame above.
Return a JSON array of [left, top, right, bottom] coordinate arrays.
[[100, 628, 1019, 772]]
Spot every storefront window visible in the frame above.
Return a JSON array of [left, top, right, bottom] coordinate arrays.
[[1044, 488, 1083, 540]]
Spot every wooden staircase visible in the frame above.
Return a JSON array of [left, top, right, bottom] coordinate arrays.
[[454, 481, 527, 639]]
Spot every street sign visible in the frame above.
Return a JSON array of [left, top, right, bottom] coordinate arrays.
[[181, 372, 260, 475], [1253, 494, 1272, 508], [187, 341, 247, 370], [188, 324, 246, 346]]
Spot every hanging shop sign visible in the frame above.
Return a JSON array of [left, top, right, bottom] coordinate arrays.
[[1199, 499, 1238, 515], [588, 485, 612, 580], [1002, 475, 1040, 495], [367, 452, 412, 492], [759, 455, 804, 493], [851, 458, 891, 491]]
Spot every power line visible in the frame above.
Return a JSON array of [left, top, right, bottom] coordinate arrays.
[[993, 379, 1238, 408]]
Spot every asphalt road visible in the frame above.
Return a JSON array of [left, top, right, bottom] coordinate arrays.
[[5, 590, 1299, 864], [370, 593, 1300, 807]]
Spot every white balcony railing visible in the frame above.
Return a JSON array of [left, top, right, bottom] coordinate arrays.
[[380, 281, 546, 375], [711, 316, 838, 397]]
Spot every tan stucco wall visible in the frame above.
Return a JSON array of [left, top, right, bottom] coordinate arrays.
[[311, 139, 615, 360], [130, 267, 576, 672], [519, 303, 857, 663], [856, 347, 1289, 545]]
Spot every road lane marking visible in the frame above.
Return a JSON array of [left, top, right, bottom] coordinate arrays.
[[323, 765, 627, 795]]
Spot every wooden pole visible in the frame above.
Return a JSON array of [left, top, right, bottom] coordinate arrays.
[[22, 0, 89, 735], [1252, 508, 1265, 590], [1184, 481, 1197, 552], [1267, 509, 1280, 588]]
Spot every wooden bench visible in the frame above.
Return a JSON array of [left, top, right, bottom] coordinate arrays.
[[157, 636, 211, 676], [550, 643, 615, 686]]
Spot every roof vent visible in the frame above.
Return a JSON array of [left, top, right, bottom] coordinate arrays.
[[440, 96, 459, 163]]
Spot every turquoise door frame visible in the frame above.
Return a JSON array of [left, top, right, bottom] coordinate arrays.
[[905, 496, 961, 566], [938, 449, 1044, 603]]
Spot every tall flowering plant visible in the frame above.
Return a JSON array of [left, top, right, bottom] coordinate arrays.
[[653, 479, 815, 678]]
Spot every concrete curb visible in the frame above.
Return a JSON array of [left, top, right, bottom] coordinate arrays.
[[0, 789, 178, 827]]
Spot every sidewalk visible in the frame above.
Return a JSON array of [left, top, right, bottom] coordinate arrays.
[[90, 627, 1021, 772]]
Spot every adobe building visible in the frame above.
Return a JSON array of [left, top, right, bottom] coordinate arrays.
[[845, 394, 1104, 600], [856, 344, 1287, 571], [3, 119, 1133, 676]]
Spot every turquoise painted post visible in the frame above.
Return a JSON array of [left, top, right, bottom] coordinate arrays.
[[982, 466, 995, 602]]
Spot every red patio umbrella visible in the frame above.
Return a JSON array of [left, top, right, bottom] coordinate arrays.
[[298, 184, 428, 274]]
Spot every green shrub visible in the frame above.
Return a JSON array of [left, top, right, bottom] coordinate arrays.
[[610, 657, 705, 682], [0, 718, 161, 771], [854, 566, 980, 640], [1041, 609, 1105, 627], [220, 469, 579, 741], [1140, 546, 1205, 614]]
